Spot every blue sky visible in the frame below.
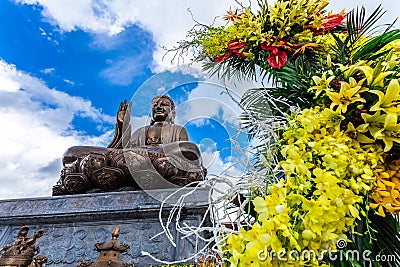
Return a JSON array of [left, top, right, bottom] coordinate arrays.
[[0, 0, 154, 133], [0, 0, 398, 199]]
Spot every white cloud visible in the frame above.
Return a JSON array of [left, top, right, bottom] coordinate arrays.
[[63, 79, 74, 85], [100, 54, 149, 86], [41, 67, 55, 74], [200, 142, 243, 177], [175, 76, 255, 128], [0, 59, 114, 199], [199, 141, 246, 208], [157, 86, 166, 94], [0, 61, 21, 92]]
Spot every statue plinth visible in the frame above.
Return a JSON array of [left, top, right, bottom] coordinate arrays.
[[0, 188, 210, 267]]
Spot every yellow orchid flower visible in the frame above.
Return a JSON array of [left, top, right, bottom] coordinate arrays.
[[326, 78, 366, 113], [309, 73, 335, 97], [370, 79, 400, 115], [380, 113, 400, 152], [361, 111, 386, 139]]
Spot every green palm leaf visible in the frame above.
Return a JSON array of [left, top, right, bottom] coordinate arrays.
[[369, 214, 400, 266], [347, 5, 386, 46], [331, 5, 400, 65], [325, 213, 399, 267], [352, 29, 400, 62]]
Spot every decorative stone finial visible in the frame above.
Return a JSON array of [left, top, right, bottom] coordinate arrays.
[[78, 226, 134, 267], [0, 226, 47, 267]]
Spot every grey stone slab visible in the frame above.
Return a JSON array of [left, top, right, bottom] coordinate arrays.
[[0, 189, 210, 267]]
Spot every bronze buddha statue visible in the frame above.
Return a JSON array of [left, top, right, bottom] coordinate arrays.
[[52, 95, 206, 195]]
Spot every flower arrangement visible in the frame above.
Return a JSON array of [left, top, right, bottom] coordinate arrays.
[[176, 0, 400, 266], [181, 0, 344, 69]]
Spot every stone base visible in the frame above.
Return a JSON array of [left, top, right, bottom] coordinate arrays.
[[0, 189, 210, 266]]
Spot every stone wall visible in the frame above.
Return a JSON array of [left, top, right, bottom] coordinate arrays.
[[0, 189, 210, 266]]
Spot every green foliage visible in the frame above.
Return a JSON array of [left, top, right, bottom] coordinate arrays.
[[369, 214, 400, 266], [353, 29, 400, 62], [330, 5, 400, 66]]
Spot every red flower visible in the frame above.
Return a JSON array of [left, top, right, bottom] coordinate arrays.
[[228, 40, 248, 57], [214, 40, 248, 63], [267, 50, 287, 69], [260, 42, 274, 51], [260, 43, 288, 69], [323, 11, 345, 30], [214, 50, 233, 63], [310, 10, 345, 35], [234, 51, 246, 58], [227, 40, 247, 50]]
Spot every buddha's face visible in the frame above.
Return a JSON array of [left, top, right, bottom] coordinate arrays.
[[152, 98, 172, 122]]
